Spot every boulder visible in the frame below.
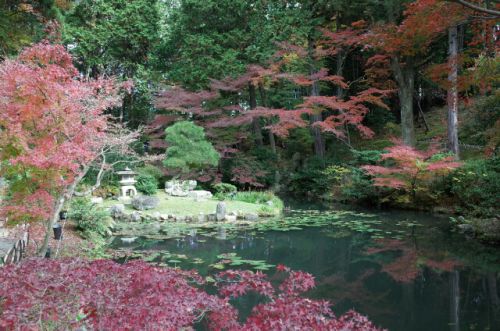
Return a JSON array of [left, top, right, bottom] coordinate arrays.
[[196, 213, 207, 223], [184, 180, 197, 191], [109, 204, 126, 219], [129, 212, 142, 222], [151, 212, 161, 221], [457, 223, 474, 234], [244, 213, 259, 221], [165, 180, 198, 196], [160, 214, 169, 221], [188, 190, 213, 201], [216, 202, 226, 221], [225, 215, 237, 222], [131, 195, 159, 210]]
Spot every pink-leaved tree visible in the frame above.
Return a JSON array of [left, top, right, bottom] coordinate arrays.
[[0, 42, 129, 255], [0, 259, 384, 330], [361, 140, 462, 203]]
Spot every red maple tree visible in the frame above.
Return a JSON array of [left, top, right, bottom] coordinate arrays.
[[0, 42, 128, 255], [0, 259, 384, 330]]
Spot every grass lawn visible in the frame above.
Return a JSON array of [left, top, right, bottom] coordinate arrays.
[[102, 190, 281, 217]]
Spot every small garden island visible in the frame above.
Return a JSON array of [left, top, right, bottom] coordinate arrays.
[[1, 1, 499, 330]]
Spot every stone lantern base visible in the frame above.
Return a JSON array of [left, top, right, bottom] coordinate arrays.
[[118, 185, 137, 204]]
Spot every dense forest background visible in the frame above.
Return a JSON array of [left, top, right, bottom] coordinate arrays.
[[1, 0, 498, 218]]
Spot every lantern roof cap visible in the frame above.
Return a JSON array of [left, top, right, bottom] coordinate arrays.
[[117, 167, 136, 176]]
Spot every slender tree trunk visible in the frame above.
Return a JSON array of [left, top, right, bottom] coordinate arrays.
[[258, 83, 279, 190], [38, 166, 89, 257], [310, 79, 325, 159], [336, 49, 345, 99], [258, 83, 277, 154], [249, 83, 263, 147], [447, 25, 460, 159], [391, 58, 416, 146]]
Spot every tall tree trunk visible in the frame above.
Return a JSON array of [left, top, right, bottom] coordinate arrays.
[[249, 83, 263, 147], [259, 83, 279, 191], [391, 58, 416, 146], [447, 25, 460, 159], [258, 83, 276, 154], [336, 50, 345, 99], [310, 80, 326, 159]]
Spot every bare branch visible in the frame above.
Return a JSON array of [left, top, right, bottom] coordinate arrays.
[[451, 0, 500, 16]]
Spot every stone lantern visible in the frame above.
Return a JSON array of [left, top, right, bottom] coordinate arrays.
[[117, 167, 137, 202]]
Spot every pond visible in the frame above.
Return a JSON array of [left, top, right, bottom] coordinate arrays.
[[112, 206, 500, 331]]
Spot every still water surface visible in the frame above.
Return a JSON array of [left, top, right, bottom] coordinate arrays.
[[113, 207, 500, 331]]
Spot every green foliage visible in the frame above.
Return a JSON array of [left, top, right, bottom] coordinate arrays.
[[137, 165, 164, 181], [284, 157, 330, 197], [68, 198, 114, 240], [164, 121, 220, 173], [350, 150, 383, 165], [92, 185, 120, 199], [64, 0, 162, 127], [234, 191, 284, 211], [448, 157, 500, 217], [158, 0, 314, 90], [136, 173, 158, 195], [338, 167, 381, 204], [0, 1, 64, 57], [212, 183, 237, 200], [460, 92, 500, 155]]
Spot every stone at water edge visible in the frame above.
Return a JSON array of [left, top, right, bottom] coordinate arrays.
[[160, 214, 168, 221], [244, 213, 259, 221], [225, 215, 237, 222], [120, 237, 137, 244], [151, 212, 161, 221], [216, 202, 226, 221], [197, 213, 207, 223], [109, 204, 126, 219], [130, 212, 142, 222], [207, 214, 217, 222]]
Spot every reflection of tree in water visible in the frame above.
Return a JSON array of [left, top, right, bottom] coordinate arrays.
[[365, 238, 462, 282], [313, 269, 395, 319]]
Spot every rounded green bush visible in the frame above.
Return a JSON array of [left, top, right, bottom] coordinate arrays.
[[136, 173, 158, 195]]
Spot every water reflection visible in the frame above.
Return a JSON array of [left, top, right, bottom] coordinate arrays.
[[113, 209, 500, 331]]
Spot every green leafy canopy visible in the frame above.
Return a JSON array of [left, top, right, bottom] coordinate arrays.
[[163, 121, 220, 173]]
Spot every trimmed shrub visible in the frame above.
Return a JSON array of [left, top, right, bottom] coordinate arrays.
[[213, 183, 237, 200], [136, 173, 158, 195]]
